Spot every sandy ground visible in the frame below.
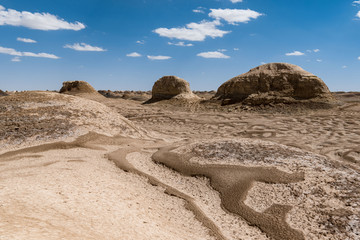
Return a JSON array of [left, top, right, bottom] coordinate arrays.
[[0, 91, 359, 240]]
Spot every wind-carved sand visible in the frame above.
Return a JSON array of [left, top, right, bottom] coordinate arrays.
[[152, 146, 305, 240], [1, 65, 360, 239]]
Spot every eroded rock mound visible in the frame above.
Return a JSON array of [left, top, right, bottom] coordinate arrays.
[[150, 76, 199, 101], [60, 81, 97, 94], [214, 63, 333, 104], [0, 90, 8, 96]]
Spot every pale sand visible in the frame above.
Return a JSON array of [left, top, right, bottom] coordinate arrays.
[[1, 91, 360, 240], [0, 146, 215, 240]]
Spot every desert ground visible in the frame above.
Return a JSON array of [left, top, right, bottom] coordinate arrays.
[[0, 83, 359, 239]]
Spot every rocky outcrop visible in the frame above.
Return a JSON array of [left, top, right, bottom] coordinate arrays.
[[150, 76, 199, 101], [214, 63, 333, 104], [60, 81, 97, 94], [0, 90, 8, 96]]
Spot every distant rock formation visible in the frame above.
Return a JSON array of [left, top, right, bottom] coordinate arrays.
[[98, 90, 123, 98], [214, 63, 333, 105], [98, 90, 151, 102], [149, 76, 199, 102], [60, 81, 97, 94], [0, 90, 8, 96]]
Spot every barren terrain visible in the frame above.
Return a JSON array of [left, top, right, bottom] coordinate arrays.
[[0, 90, 359, 240]]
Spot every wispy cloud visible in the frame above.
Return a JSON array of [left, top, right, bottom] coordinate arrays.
[[147, 55, 172, 60], [136, 40, 145, 44], [193, 7, 206, 14], [285, 51, 305, 56], [126, 52, 142, 57], [230, 0, 243, 3], [193, 9, 204, 14], [11, 57, 21, 62], [357, 11, 360, 19], [307, 49, 320, 53], [234, 48, 239, 51], [168, 41, 193, 47], [316, 59, 323, 62], [17, 37, 37, 43], [209, 9, 263, 24], [154, 20, 230, 41], [0, 5, 85, 31], [0, 46, 59, 59], [197, 51, 230, 59], [64, 43, 106, 52], [353, 1, 360, 5], [358, 56, 360, 60]]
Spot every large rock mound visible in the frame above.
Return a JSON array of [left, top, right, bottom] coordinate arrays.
[[60, 81, 97, 94], [214, 63, 333, 104], [150, 76, 199, 102]]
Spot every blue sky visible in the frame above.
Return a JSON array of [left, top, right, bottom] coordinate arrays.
[[0, 0, 360, 91]]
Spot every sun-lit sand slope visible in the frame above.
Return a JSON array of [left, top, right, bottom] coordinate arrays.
[[1, 89, 359, 240]]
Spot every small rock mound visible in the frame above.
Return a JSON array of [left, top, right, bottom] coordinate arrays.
[[0, 90, 8, 96], [60, 81, 97, 94], [214, 63, 333, 105], [150, 76, 199, 102]]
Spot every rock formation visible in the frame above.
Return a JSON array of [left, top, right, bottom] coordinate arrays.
[[60, 81, 97, 94], [214, 63, 333, 105], [150, 76, 199, 102], [0, 90, 8, 96]]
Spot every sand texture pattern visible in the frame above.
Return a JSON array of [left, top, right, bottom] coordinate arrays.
[[1, 89, 359, 239]]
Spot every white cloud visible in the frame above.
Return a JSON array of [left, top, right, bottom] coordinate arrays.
[[17, 37, 37, 43], [217, 49, 227, 52], [0, 5, 85, 31], [147, 55, 172, 60], [154, 20, 230, 41], [230, 0, 243, 3], [64, 43, 106, 52], [197, 51, 230, 59], [209, 9, 263, 24], [234, 48, 239, 51], [285, 51, 305, 56], [316, 59, 323, 62], [136, 40, 145, 44], [168, 41, 193, 47], [353, 1, 360, 5], [0, 46, 59, 59], [342, 65, 348, 69], [193, 9, 204, 14], [307, 49, 320, 53], [357, 11, 360, 18], [0, 46, 22, 56], [358, 56, 360, 60], [11, 57, 21, 62], [126, 52, 142, 57]]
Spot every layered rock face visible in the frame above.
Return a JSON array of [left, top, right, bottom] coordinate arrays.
[[214, 63, 333, 104], [59, 81, 97, 94], [151, 76, 198, 100]]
